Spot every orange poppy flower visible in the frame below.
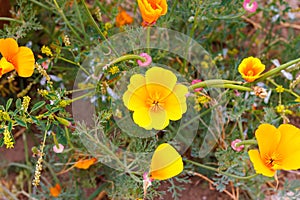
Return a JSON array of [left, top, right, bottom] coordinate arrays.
[[137, 0, 168, 26], [74, 158, 97, 169], [0, 38, 35, 77], [248, 124, 300, 177], [49, 183, 61, 197], [238, 56, 265, 82], [116, 8, 134, 27]]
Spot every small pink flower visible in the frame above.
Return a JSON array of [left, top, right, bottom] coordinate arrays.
[[137, 53, 152, 67], [53, 144, 64, 153], [143, 172, 153, 194], [42, 59, 51, 70], [191, 79, 202, 92], [243, 0, 258, 13], [231, 139, 244, 152]]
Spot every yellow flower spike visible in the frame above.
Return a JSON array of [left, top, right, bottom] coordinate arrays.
[[0, 38, 35, 77], [122, 67, 188, 130], [238, 57, 265, 82], [248, 124, 300, 177], [150, 143, 183, 180]]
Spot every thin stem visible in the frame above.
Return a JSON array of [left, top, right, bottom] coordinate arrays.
[[236, 139, 257, 147], [65, 126, 74, 149], [29, 0, 53, 11], [0, 17, 23, 23], [198, 84, 252, 91], [106, 54, 146, 68], [237, 119, 244, 140], [57, 56, 90, 75], [73, 0, 88, 39], [186, 159, 259, 180], [268, 78, 299, 98], [189, 80, 243, 90], [53, 0, 83, 42], [71, 91, 94, 102], [256, 57, 300, 82], [146, 27, 151, 54]]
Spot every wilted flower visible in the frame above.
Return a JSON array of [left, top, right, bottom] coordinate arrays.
[[248, 124, 300, 177], [0, 38, 35, 77], [49, 183, 61, 197], [74, 158, 97, 169], [123, 67, 188, 130], [53, 144, 64, 153], [116, 7, 133, 27], [231, 139, 244, 152], [238, 57, 265, 82], [137, 53, 152, 67], [191, 79, 202, 92]]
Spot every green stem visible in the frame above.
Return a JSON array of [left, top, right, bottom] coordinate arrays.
[[106, 54, 146, 67], [65, 126, 74, 149], [70, 91, 94, 102], [236, 139, 257, 147], [213, 84, 252, 91], [256, 57, 300, 82], [53, 0, 83, 42], [0, 17, 23, 23], [238, 119, 244, 140], [146, 27, 151, 54], [186, 159, 259, 180], [268, 78, 299, 98], [73, 0, 88, 39], [57, 56, 90, 75], [189, 80, 243, 90], [29, 0, 53, 11]]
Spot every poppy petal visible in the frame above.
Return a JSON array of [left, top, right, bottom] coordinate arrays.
[[146, 67, 176, 99], [149, 108, 169, 130], [133, 107, 152, 129], [255, 124, 281, 157], [150, 143, 183, 180], [12, 47, 35, 77], [0, 38, 19, 61], [248, 149, 276, 177], [276, 124, 300, 170], [164, 84, 188, 120], [0, 57, 15, 76]]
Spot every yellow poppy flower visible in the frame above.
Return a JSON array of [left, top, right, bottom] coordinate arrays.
[[116, 7, 134, 27], [49, 183, 61, 197], [74, 158, 97, 169], [248, 124, 300, 177], [150, 143, 183, 180], [0, 38, 35, 77], [122, 67, 188, 130], [238, 56, 265, 82], [137, 0, 168, 26]]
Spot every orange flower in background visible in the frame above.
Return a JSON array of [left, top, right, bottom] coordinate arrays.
[[122, 67, 188, 130], [116, 8, 134, 27], [150, 143, 183, 180], [0, 38, 35, 77], [238, 56, 265, 82], [248, 124, 300, 177], [74, 157, 97, 169], [137, 0, 168, 26], [49, 183, 61, 197]]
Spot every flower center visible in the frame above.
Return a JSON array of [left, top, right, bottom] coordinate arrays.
[[246, 70, 254, 76], [146, 91, 164, 112], [246, 3, 254, 9], [264, 153, 281, 169]]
